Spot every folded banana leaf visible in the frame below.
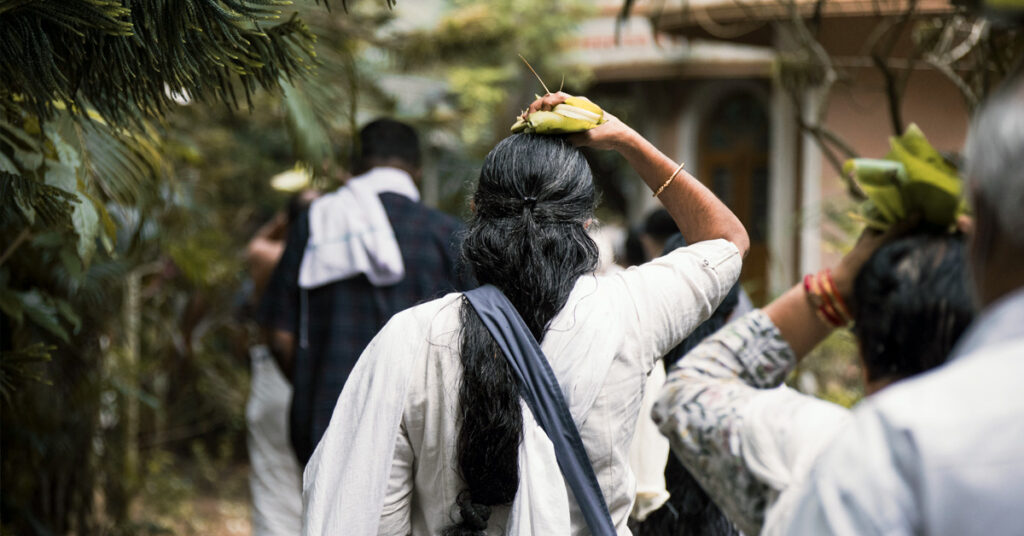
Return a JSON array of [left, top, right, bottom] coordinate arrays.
[[510, 95, 607, 135], [845, 123, 963, 231]]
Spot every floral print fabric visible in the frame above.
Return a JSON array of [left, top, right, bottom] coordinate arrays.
[[652, 310, 796, 536]]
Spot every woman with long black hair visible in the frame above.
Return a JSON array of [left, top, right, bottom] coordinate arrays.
[[302, 93, 749, 535]]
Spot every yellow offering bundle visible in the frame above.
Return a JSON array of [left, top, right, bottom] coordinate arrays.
[[509, 55, 607, 135], [845, 124, 965, 231], [510, 95, 607, 134]]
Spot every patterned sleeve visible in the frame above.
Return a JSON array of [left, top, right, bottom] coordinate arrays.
[[651, 309, 797, 536]]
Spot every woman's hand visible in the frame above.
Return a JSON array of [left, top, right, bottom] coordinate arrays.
[[832, 220, 914, 308], [832, 230, 887, 299]]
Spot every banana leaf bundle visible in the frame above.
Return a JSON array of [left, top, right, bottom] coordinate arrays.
[[845, 124, 965, 231], [510, 95, 607, 135]]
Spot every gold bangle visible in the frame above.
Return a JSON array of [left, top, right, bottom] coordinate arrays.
[[653, 162, 685, 197]]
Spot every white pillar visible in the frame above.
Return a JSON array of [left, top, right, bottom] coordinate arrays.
[[769, 80, 798, 296], [799, 87, 824, 276]]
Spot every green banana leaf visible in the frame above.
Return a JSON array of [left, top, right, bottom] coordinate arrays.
[[844, 158, 908, 224], [844, 123, 963, 231]]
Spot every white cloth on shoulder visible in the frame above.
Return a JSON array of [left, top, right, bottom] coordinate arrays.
[[298, 167, 420, 289]]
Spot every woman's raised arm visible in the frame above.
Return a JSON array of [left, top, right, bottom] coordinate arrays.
[[525, 92, 750, 256]]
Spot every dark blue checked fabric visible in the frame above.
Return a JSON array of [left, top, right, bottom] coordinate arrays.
[[259, 192, 473, 465]]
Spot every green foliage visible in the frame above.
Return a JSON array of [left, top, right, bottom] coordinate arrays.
[[0, 1, 336, 533], [396, 0, 593, 154], [1, 170, 79, 228], [0, 0, 318, 128], [790, 329, 865, 408], [1, 0, 592, 531], [0, 342, 53, 404]]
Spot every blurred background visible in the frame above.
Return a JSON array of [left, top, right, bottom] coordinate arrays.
[[1, 0, 1020, 533]]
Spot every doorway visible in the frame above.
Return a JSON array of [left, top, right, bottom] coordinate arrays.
[[698, 91, 770, 304]]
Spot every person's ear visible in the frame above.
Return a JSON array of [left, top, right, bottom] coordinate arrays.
[[399, 162, 422, 185], [470, 199, 476, 214], [584, 218, 593, 231]]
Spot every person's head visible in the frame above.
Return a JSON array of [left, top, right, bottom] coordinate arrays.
[[963, 76, 1024, 307], [853, 232, 974, 393], [353, 118, 421, 177], [641, 208, 677, 261], [622, 227, 647, 267], [446, 134, 598, 535]]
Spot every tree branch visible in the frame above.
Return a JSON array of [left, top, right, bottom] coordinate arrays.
[[873, 53, 905, 136], [787, 90, 866, 200], [925, 55, 979, 108]]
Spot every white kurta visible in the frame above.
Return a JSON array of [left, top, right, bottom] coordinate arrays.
[[246, 345, 303, 536], [302, 239, 742, 535]]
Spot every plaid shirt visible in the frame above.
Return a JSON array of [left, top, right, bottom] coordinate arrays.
[[260, 192, 473, 464]]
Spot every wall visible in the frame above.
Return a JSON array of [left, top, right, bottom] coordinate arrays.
[[811, 66, 970, 268]]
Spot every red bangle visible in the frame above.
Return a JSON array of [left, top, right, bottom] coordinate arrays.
[[823, 269, 854, 324], [804, 273, 844, 327]]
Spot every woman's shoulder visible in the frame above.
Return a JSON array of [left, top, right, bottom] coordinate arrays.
[[384, 292, 464, 340]]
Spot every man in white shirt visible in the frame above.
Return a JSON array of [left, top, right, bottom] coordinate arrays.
[[786, 74, 1024, 535]]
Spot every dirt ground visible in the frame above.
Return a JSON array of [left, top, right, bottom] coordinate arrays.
[[132, 462, 252, 536]]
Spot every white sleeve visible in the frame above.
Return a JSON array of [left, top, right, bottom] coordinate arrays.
[[378, 421, 414, 535], [610, 238, 742, 369], [302, 311, 422, 536]]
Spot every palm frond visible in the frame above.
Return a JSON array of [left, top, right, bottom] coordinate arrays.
[[0, 170, 79, 229], [0, 0, 320, 128]]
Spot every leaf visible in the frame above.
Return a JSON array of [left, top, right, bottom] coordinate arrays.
[[54, 298, 82, 335], [43, 159, 78, 193], [18, 289, 69, 342], [844, 158, 908, 225], [1, 171, 79, 228], [58, 248, 84, 280], [847, 126, 965, 231], [0, 287, 24, 326], [79, 118, 164, 207], [71, 192, 100, 264], [49, 128, 81, 170], [0, 343, 55, 403], [13, 147, 43, 171], [0, 151, 17, 173], [887, 137, 962, 227], [12, 185, 37, 225], [282, 79, 334, 167], [0, 119, 42, 151], [83, 191, 118, 250]]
